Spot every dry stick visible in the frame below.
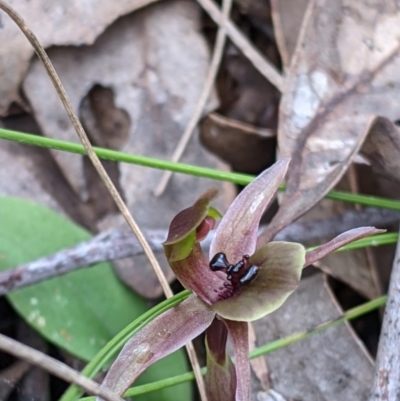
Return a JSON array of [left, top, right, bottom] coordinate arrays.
[[196, 0, 284, 92], [1, 207, 398, 296], [154, 0, 233, 197], [0, 228, 166, 296], [368, 227, 400, 401], [206, 112, 275, 138], [0, 3, 206, 400], [0, 334, 124, 401]]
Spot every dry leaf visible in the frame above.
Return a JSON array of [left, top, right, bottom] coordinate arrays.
[[23, 0, 219, 195], [251, 273, 373, 401], [200, 113, 276, 174], [223, 44, 280, 128], [360, 116, 400, 184], [260, 0, 400, 242], [270, 0, 309, 69], [0, 0, 159, 115], [248, 322, 270, 391], [302, 117, 400, 298], [0, 136, 62, 214]]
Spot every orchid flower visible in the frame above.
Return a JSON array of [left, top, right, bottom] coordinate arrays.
[[97, 159, 382, 401]]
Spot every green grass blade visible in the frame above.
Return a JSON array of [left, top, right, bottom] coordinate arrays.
[[337, 232, 398, 251], [0, 128, 252, 185], [306, 233, 399, 253], [2, 128, 400, 210]]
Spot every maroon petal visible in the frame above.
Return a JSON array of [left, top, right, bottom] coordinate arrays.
[[305, 227, 386, 267], [211, 242, 305, 322], [209, 159, 290, 263], [170, 243, 226, 304], [204, 318, 236, 401], [98, 295, 215, 398], [164, 188, 219, 246], [164, 188, 220, 262], [224, 320, 250, 401]]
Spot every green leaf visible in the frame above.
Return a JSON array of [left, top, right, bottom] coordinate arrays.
[[0, 197, 191, 400]]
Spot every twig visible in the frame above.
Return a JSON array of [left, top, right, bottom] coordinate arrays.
[[196, 0, 284, 91], [0, 3, 205, 399], [154, 0, 233, 196], [368, 227, 400, 400], [1, 207, 397, 296], [205, 112, 275, 138], [0, 334, 124, 401], [0, 228, 166, 295]]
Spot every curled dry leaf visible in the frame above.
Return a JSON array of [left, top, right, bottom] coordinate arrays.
[[360, 116, 400, 184], [260, 0, 400, 243], [0, 0, 159, 115], [200, 113, 276, 175]]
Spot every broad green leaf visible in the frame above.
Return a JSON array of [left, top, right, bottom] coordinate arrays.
[[0, 197, 190, 400]]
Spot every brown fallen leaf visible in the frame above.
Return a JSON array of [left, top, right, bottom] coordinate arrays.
[[360, 116, 400, 184], [259, 0, 400, 243], [252, 273, 373, 400], [0, 115, 95, 226], [80, 85, 129, 220], [223, 43, 280, 128], [307, 117, 400, 298], [23, 0, 220, 196], [200, 112, 276, 174], [0, 0, 159, 115], [0, 136, 62, 214], [270, 0, 309, 69], [248, 322, 270, 391]]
